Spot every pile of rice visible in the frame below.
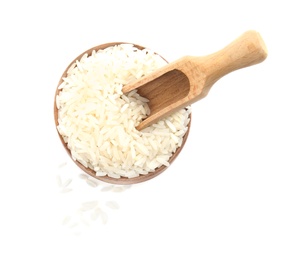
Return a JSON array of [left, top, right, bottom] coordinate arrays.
[[56, 44, 191, 179]]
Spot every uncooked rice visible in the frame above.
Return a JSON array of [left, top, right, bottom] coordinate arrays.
[[56, 44, 191, 179], [86, 178, 98, 188]]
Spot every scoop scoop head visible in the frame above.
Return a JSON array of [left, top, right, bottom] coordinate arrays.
[[123, 30, 268, 130]]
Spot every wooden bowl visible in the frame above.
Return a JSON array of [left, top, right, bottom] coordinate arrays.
[[54, 42, 191, 185]]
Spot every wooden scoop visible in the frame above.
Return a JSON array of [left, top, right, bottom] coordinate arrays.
[[123, 30, 268, 130]]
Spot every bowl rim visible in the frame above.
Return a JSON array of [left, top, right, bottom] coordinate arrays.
[[54, 42, 192, 185]]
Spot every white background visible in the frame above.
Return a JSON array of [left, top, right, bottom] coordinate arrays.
[[0, 1, 292, 259]]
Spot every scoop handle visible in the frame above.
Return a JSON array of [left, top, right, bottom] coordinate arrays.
[[199, 30, 268, 86]]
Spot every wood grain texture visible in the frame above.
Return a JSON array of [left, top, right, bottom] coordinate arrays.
[[124, 30, 268, 130], [54, 42, 191, 185]]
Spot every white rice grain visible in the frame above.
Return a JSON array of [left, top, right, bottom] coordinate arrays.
[[56, 175, 62, 187], [62, 216, 71, 226], [91, 207, 102, 221], [105, 201, 120, 210], [62, 178, 72, 188], [86, 179, 98, 188], [61, 188, 73, 193], [80, 200, 99, 211], [100, 210, 108, 224]]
